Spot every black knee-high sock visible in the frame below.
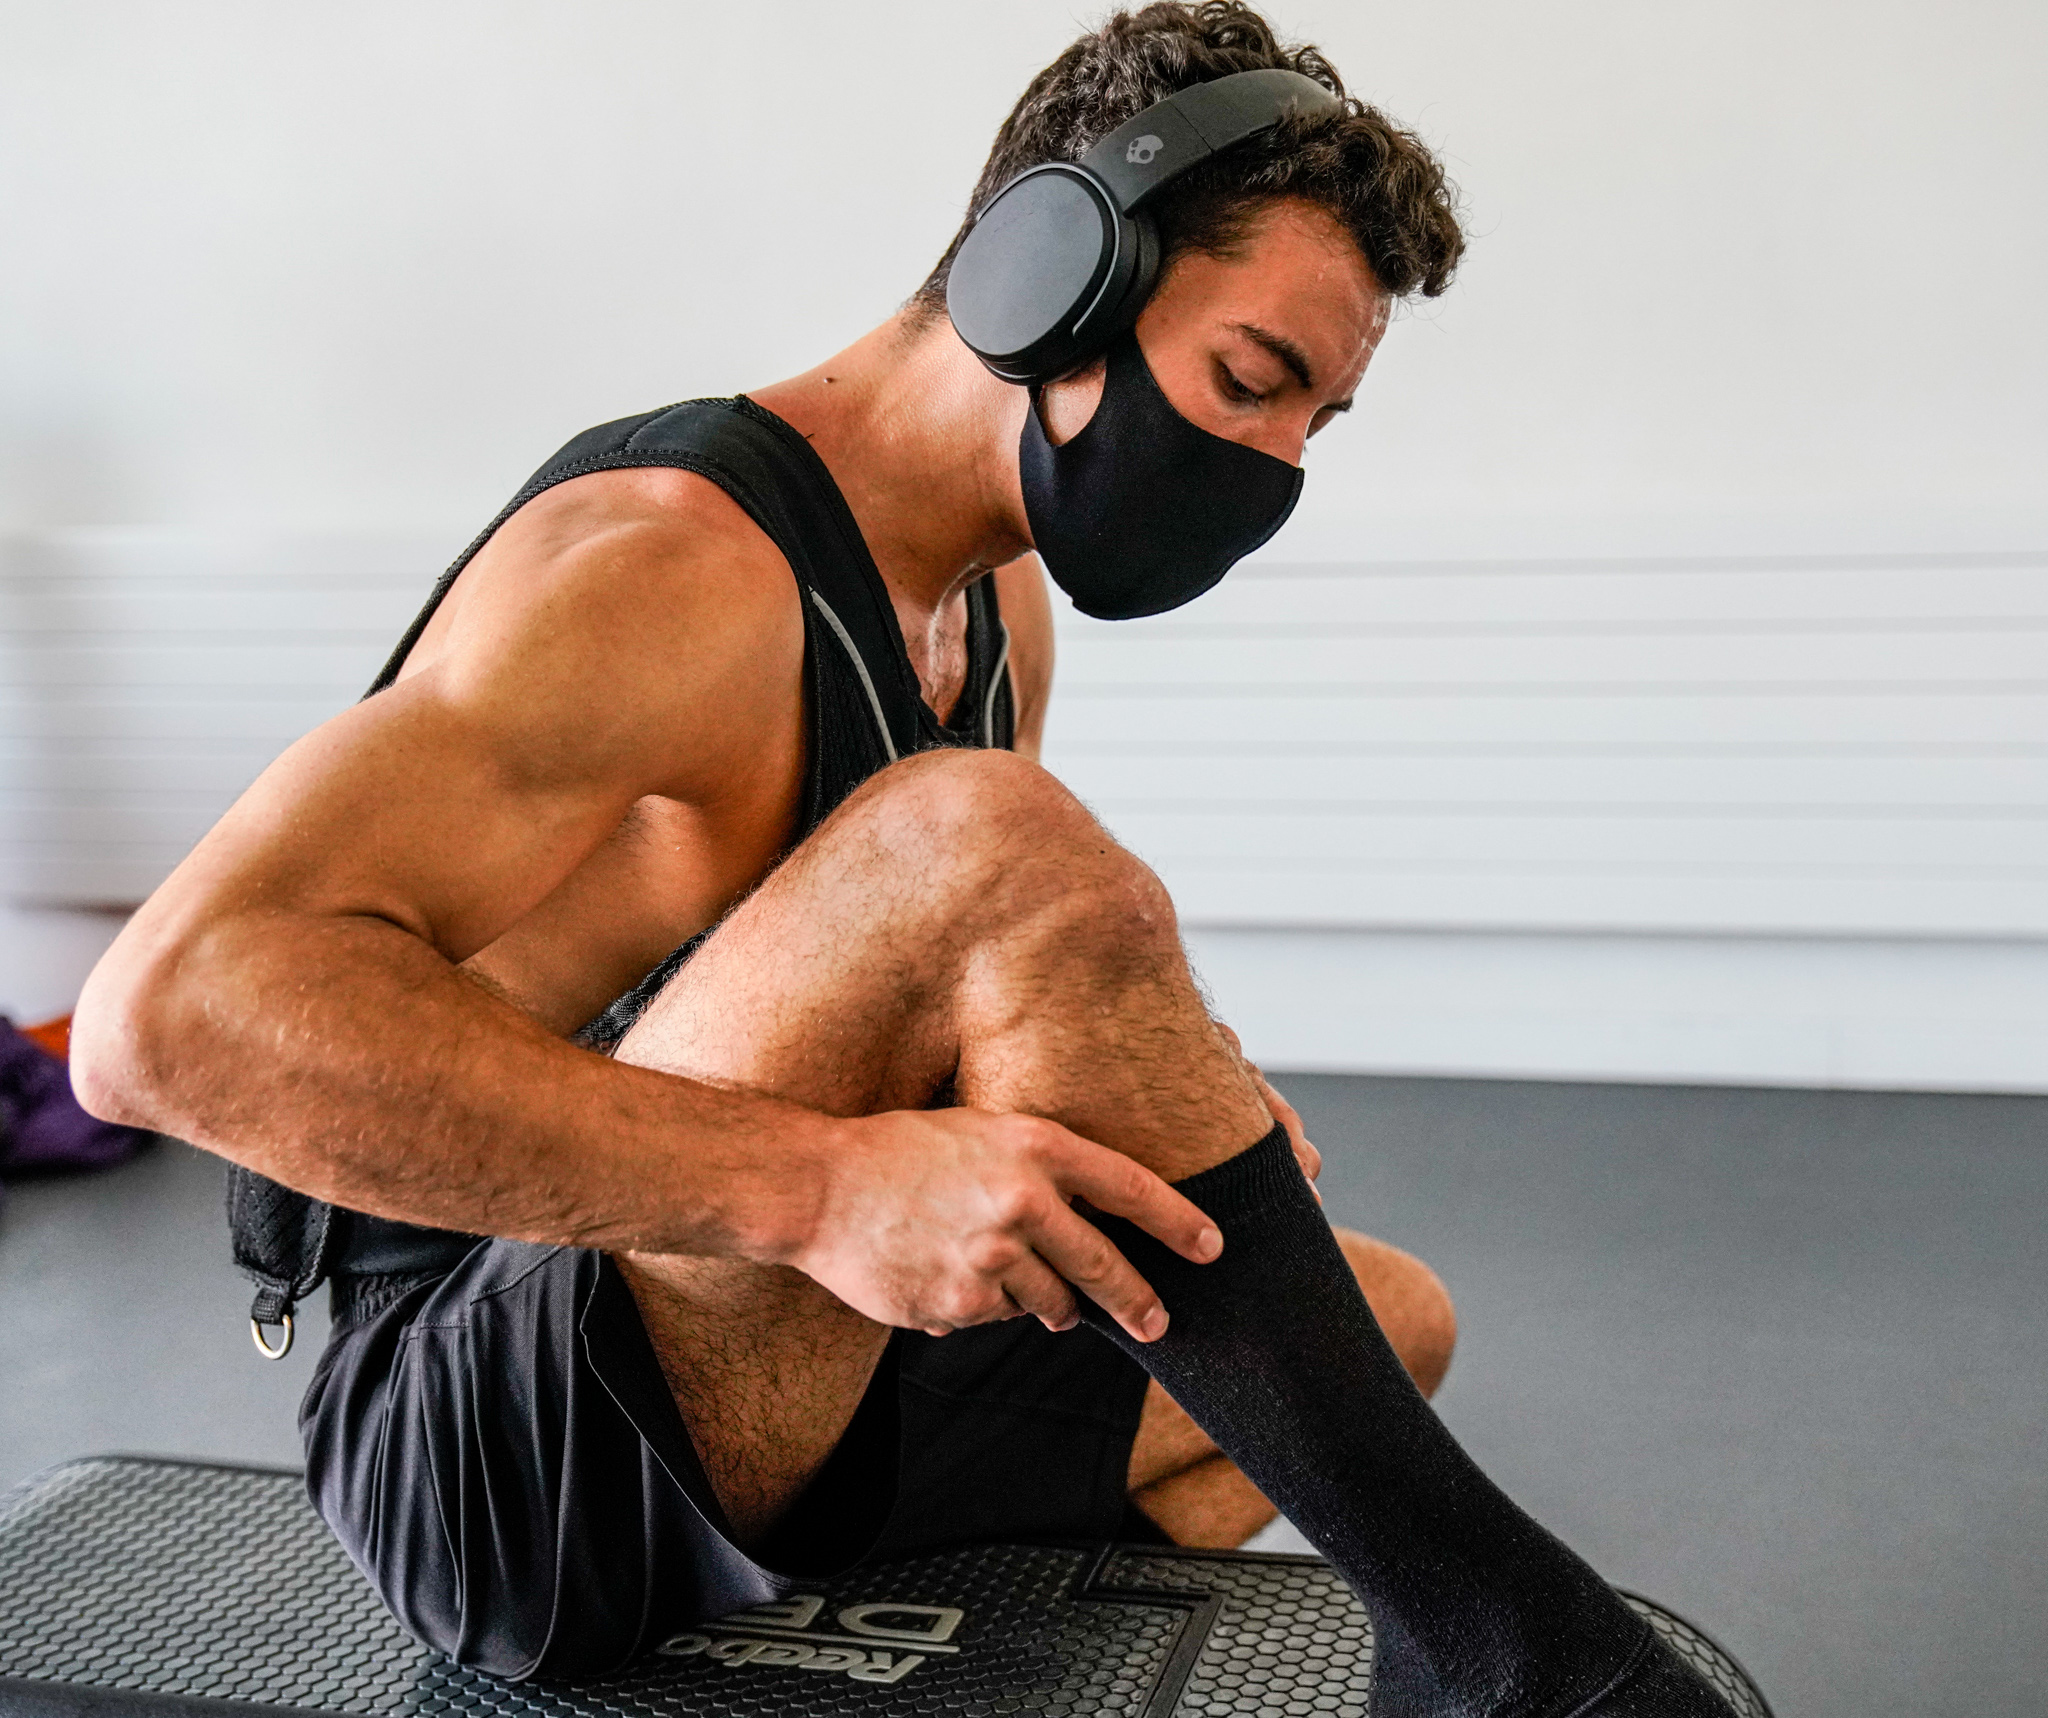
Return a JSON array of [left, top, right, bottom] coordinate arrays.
[[1084, 1124, 1728, 1717]]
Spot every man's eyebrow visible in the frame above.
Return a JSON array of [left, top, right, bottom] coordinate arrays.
[[1233, 322, 1316, 390], [1232, 322, 1352, 411]]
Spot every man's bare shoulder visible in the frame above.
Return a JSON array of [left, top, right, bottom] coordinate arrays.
[[412, 466, 790, 659], [396, 465, 805, 800]]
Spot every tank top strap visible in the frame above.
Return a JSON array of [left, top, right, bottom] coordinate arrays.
[[370, 397, 938, 763]]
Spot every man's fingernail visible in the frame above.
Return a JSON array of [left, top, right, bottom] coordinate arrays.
[[1141, 1307, 1169, 1340], [1196, 1226, 1223, 1260]]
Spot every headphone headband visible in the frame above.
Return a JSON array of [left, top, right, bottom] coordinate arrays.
[[1079, 69, 1342, 212], [947, 68, 1344, 385]]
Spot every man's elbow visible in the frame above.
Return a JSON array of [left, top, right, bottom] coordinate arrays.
[[70, 939, 189, 1130]]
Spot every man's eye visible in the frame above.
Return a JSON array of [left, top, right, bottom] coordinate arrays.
[[1217, 364, 1262, 404]]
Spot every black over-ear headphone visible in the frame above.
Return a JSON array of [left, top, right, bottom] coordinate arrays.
[[946, 68, 1342, 387]]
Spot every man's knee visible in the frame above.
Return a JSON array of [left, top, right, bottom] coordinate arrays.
[[848, 748, 1174, 946], [1335, 1229, 1458, 1399], [851, 747, 1087, 855]]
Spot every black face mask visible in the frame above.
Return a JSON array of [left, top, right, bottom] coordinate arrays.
[[1019, 330, 1304, 620]]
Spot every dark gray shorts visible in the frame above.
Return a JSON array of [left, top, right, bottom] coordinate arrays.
[[300, 1238, 1156, 1682]]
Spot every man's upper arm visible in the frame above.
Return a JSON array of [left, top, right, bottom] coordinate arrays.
[[994, 553, 1055, 760], [140, 470, 802, 965]]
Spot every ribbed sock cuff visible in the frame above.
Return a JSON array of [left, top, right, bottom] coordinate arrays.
[[1168, 1120, 1302, 1216]]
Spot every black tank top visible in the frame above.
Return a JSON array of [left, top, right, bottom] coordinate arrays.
[[226, 396, 1015, 1335]]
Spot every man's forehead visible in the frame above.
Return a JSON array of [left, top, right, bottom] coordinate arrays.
[[1198, 213, 1384, 334], [1208, 284, 1386, 399]]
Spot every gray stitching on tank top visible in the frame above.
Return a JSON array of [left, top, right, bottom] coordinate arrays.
[[982, 621, 1012, 748], [808, 589, 899, 764]]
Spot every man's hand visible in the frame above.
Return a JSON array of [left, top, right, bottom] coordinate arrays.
[[780, 1108, 1223, 1343], [1217, 1023, 1321, 1189]]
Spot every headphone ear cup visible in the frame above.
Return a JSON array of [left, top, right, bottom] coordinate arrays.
[[1070, 209, 1159, 357], [948, 166, 1125, 385], [948, 167, 1165, 385]]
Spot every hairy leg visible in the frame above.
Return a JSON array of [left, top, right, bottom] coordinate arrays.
[[610, 748, 1270, 1543], [1128, 1231, 1458, 1547], [615, 755, 1712, 1714]]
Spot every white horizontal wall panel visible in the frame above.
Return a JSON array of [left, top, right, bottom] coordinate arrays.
[[1056, 628, 2043, 689], [0, 533, 454, 584], [0, 693, 348, 744], [0, 746, 296, 798], [0, 803, 256, 845], [0, 643, 400, 690], [1055, 691, 2048, 748], [1064, 752, 2048, 810], [5, 533, 2045, 954], [1160, 868, 2048, 941], [2, 852, 193, 906], [0, 529, 448, 904], [1112, 810, 2048, 870], [0, 584, 426, 635], [1187, 927, 2048, 1094], [1044, 550, 2048, 939], [1174, 557, 2048, 628]]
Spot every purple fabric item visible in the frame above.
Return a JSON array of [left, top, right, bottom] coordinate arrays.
[[0, 1018, 151, 1177]]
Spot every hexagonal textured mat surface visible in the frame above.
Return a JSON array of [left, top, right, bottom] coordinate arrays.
[[0, 1457, 1766, 1717]]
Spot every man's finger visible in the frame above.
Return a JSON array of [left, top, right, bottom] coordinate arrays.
[[1049, 1137, 1222, 1265], [1258, 1077, 1322, 1183], [1282, 1109, 1322, 1181], [1028, 1201, 1173, 1342], [1001, 1253, 1081, 1332], [1215, 1021, 1319, 1180]]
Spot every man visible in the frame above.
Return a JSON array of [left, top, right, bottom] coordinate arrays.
[[77, 7, 1737, 1714]]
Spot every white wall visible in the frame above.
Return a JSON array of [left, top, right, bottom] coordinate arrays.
[[5, 0, 2039, 547], [1182, 926, 2048, 1094], [2, 2, 2042, 1084], [1049, 554, 2048, 939]]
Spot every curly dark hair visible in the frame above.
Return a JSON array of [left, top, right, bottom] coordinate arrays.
[[913, 2, 1464, 320]]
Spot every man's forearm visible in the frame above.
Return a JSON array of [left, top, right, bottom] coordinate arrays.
[[73, 909, 829, 1260]]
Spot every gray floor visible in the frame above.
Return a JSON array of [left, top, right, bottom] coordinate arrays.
[[2, 1076, 2043, 1718]]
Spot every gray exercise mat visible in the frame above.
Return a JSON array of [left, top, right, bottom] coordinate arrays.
[[0, 1457, 1767, 1718]]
